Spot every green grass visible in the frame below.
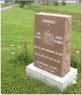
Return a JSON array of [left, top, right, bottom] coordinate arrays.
[[1, 3, 81, 94], [1, 3, 15, 8]]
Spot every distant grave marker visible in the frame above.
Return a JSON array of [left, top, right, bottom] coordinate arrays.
[[33, 13, 72, 77]]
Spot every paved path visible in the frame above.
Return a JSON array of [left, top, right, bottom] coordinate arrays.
[[1, 4, 19, 12]]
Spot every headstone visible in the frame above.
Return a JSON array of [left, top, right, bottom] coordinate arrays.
[[26, 13, 77, 91], [33, 13, 72, 77]]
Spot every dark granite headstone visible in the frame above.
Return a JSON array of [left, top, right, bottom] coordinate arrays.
[[33, 13, 72, 77]]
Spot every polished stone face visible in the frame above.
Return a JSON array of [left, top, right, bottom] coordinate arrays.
[[33, 13, 72, 77]]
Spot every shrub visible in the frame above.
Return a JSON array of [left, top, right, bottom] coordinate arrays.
[[53, 0, 59, 6], [10, 41, 33, 65], [62, 1, 66, 5], [46, 1, 50, 5]]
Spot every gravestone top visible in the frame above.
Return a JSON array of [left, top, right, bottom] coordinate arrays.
[[37, 12, 72, 17], [33, 13, 72, 77]]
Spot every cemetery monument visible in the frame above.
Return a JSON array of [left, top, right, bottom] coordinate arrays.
[[26, 13, 77, 91]]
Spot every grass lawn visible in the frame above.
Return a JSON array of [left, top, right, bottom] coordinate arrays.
[[1, 3, 81, 94]]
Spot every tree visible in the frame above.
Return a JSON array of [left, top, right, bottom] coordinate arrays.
[[46, 0, 50, 5], [62, 0, 66, 5], [27, 1, 34, 5], [15, 1, 34, 8], [53, 0, 59, 6], [20, 1, 27, 8], [42, 0, 45, 4], [4, 0, 13, 3], [79, 0, 81, 3]]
